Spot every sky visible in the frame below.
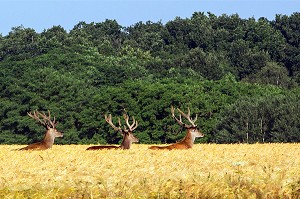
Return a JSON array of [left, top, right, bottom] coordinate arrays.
[[1, 0, 299, 36]]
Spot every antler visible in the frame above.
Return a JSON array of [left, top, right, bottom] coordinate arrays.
[[123, 114, 138, 132], [171, 106, 185, 126], [105, 113, 138, 133], [105, 114, 122, 132], [171, 106, 198, 128], [27, 110, 57, 129]]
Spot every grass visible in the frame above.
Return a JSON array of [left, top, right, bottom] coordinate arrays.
[[0, 144, 300, 198]]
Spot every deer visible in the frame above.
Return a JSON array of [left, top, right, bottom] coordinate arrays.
[[86, 114, 139, 150], [17, 110, 63, 150], [149, 106, 204, 150]]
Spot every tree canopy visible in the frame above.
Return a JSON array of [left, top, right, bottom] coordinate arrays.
[[1, 12, 300, 144]]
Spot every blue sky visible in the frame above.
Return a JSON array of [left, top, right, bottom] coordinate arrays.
[[1, 0, 299, 36]]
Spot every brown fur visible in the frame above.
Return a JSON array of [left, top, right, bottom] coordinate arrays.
[[86, 145, 119, 150], [18, 141, 50, 151]]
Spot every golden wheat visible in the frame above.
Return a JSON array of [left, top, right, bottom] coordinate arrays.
[[0, 144, 299, 198]]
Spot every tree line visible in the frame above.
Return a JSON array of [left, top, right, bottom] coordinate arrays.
[[0, 12, 300, 144]]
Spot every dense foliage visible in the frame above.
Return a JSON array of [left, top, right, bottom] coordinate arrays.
[[1, 12, 300, 144]]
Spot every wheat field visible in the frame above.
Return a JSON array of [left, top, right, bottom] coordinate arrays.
[[0, 144, 299, 198]]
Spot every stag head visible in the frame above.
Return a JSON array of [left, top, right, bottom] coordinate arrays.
[[171, 106, 204, 138], [105, 113, 139, 142], [27, 110, 63, 138]]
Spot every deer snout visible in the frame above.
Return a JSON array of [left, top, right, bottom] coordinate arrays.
[[193, 129, 204, 138], [56, 131, 64, 138], [132, 135, 139, 143], [198, 131, 205, 137]]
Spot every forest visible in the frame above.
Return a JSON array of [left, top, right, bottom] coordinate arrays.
[[0, 12, 300, 144]]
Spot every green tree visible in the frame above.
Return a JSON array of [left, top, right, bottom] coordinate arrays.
[[188, 12, 214, 50], [244, 61, 297, 88], [164, 17, 191, 54], [181, 47, 225, 80], [273, 12, 300, 78], [215, 93, 300, 143], [40, 25, 68, 52], [125, 21, 166, 54], [0, 26, 40, 60], [245, 17, 285, 61], [228, 39, 269, 79]]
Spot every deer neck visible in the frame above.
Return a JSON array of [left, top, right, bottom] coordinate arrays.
[[120, 136, 131, 149], [180, 129, 196, 148], [42, 129, 55, 148]]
